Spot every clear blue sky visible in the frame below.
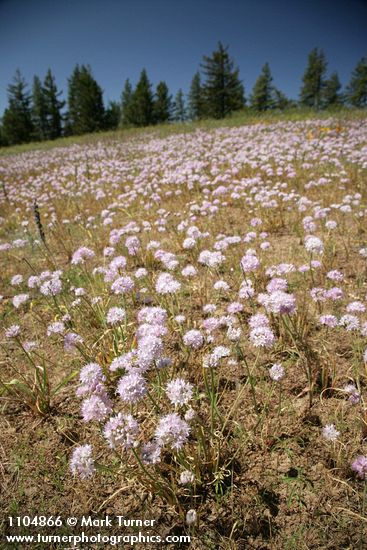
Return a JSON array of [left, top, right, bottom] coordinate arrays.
[[0, 0, 366, 114]]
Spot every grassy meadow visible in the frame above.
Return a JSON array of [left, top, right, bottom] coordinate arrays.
[[0, 110, 367, 549]]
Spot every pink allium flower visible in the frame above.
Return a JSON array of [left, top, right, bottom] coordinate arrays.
[[240, 254, 260, 272], [269, 363, 285, 381], [109, 255, 127, 271], [28, 275, 41, 288], [103, 246, 115, 257], [165, 378, 193, 406], [175, 314, 186, 323], [322, 424, 340, 441], [137, 306, 167, 325], [64, 332, 83, 351], [40, 277, 62, 296], [182, 265, 197, 277], [136, 323, 167, 340], [137, 334, 164, 368], [248, 313, 270, 328], [203, 346, 230, 368], [23, 341, 38, 352], [344, 383, 361, 404], [346, 301, 365, 313], [266, 278, 288, 293], [155, 413, 190, 450], [325, 287, 343, 301], [319, 314, 338, 328], [12, 293, 29, 308], [198, 250, 225, 268], [339, 315, 360, 331], [305, 235, 324, 254], [155, 273, 181, 294], [183, 329, 204, 349], [111, 276, 134, 294], [250, 217, 262, 227], [186, 510, 198, 526], [70, 444, 95, 479], [227, 325, 242, 341], [141, 441, 162, 464], [125, 236, 140, 255], [260, 290, 297, 315], [103, 413, 139, 450], [249, 326, 276, 348], [325, 220, 337, 230], [81, 392, 112, 422], [227, 302, 243, 314], [351, 456, 367, 480], [77, 363, 106, 396], [5, 325, 21, 338], [135, 268, 148, 278], [110, 351, 138, 372], [213, 280, 230, 291], [310, 288, 327, 302], [117, 373, 147, 403], [106, 307, 126, 325], [47, 321, 65, 336], [11, 274, 23, 286], [179, 470, 195, 485], [239, 279, 255, 299], [326, 270, 343, 281], [71, 246, 95, 265], [183, 237, 196, 249]]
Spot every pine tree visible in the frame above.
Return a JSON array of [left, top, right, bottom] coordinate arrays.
[[299, 48, 327, 109], [250, 63, 275, 111], [64, 64, 80, 135], [66, 64, 105, 135], [346, 57, 367, 107], [31, 75, 48, 141], [188, 72, 204, 120], [201, 42, 245, 119], [43, 69, 64, 139], [153, 81, 172, 123], [273, 88, 291, 110], [172, 89, 186, 122], [322, 72, 342, 107], [2, 69, 34, 144], [129, 69, 154, 127], [0, 122, 6, 147], [120, 79, 133, 126], [104, 101, 121, 130]]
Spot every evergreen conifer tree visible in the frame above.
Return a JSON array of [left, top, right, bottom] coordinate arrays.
[[129, 69, 154, 127], [201, 42, 245, 119], [250, 63, 275, 111], [120, 79, 133, 126], [104, 101, 121, 130], [322, 72, 342, 107], [66, 64, 105, 135], [0, 121, 4, 146], [43, 69, 64, 139], [273, 88, 291, 110], [188, 72, 204, 120], [346, 57, 367, 107], [0, 122, 6, 147], [2, 69, 34, 144], [172, 89, 186, 122], [299, 48, 327, 109], [31, 75, 48, 141], [153, 81, 172, 123]]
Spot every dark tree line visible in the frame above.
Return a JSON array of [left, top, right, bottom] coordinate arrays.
[[1, 45, 367, 146]]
